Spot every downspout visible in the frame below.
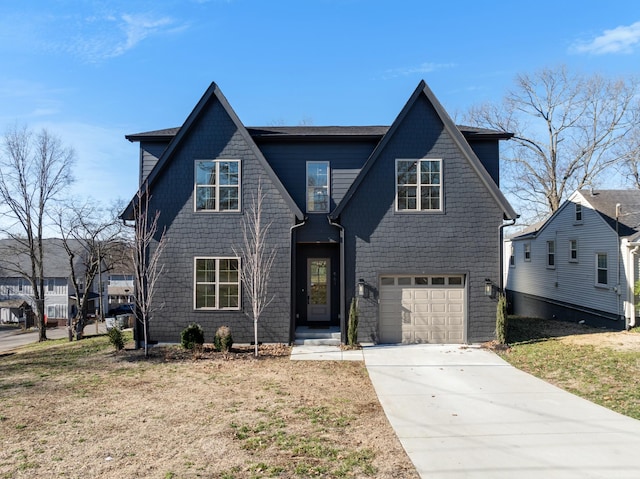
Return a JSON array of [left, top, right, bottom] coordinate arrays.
[[627, 243, 640, 329], [499, 217, 518, 293], [289, 217, 306, 344], [328, 216, 345, 344], [615, 204, 622, 324]]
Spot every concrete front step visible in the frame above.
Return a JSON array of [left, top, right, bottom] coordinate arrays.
[[294, 326, 341, 346]]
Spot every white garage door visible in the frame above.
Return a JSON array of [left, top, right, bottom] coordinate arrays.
[[379, 275, 466, 344]]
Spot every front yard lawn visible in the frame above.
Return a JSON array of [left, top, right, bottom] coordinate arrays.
[[0, 335, 418, 479], [498, 317, 640, 420]]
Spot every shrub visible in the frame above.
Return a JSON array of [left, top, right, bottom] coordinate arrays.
[[181, 323, 205, 350], [214, 325, 233, 352], [496, 293, 508, 344], [107, 327, 125, 352], [347, 297, 359, 346]]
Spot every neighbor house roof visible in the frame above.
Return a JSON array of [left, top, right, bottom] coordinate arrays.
[[577, 189, 640, 239], [0, 238, 88, 278]]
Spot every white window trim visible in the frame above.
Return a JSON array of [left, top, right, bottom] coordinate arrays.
[[595, 253, 608, 287], [193, 257, 241, 310], [524, 243, 531, 262], [306, 161, 330, 213], [395, 158, 443, 212], [194, 159, 241, 212], [569, 239, 578, 263], [546, 240, 556, 269]]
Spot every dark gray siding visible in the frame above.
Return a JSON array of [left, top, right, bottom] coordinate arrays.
[[140, 141, 170, 184], [340, 94, 504, 343], [146, 99, 294, 344], [468, 139, 500, 187], [257, 141, 376, 213]]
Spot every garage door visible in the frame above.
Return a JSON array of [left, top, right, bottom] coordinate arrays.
[[379, 275, 465, 344]]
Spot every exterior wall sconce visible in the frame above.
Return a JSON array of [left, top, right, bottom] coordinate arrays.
[[357, 279, 368, 298], [484, 278, 496, 299]]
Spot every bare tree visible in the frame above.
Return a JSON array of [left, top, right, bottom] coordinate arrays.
[[0, 125, 74, 340], [233, 181, 277, 358], [131, 185, 167, 357], [54, 200, 126, 340], [466, 65, 639, 222]]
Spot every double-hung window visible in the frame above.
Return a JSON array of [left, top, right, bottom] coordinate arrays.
[[546, 241, 555, 268], [509, 244, 515, 267], [195, 160, 240, 212], [524, 243, 531, 262], [194, 257, 240, 310], [569, 239, 578, 262], [596, 253, 608, 286], [575, 203, 583, 222], [396, 159, 442, 211], [306, 162, 329, 213]]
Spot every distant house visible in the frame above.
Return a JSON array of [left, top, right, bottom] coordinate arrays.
[[505, 189, 640, 330], [0, 239, 106, 324], [122, 80, 516, 346]]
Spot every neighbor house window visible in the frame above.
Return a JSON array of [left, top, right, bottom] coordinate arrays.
[[194, 160, 240, 212], [575, 203, 582, 222], [18, 278, 23, 292], [569, 239, 578, 262], [194, 257, 240, 310], [47, 279, 54, 292], [547, 241, 555, 268], [509, 244, 515, 267], [596, 253, 608, 286], [524, 243, 531, 262], [396, 159, 442, 211], [306, 162, 329, 212]]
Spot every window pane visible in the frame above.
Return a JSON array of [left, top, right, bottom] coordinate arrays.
[[448, 277, 463, 285], [415, 277, 429, 285], [421, 160, 440, 185], [598, 254, 607, 269], [196, 259, 216, 283], [307, 163, 329, 212], [219, 284, 239, 308], [196, 161, 216, 186], [397, 277, 411, 285], [219, 161, 239, 186], [196, 284, 216, 308], [196, 185, 216, 210], [421, 185, 440, 210], [397, 161, 417, 185], [432, 277, 445, 285], [219, 259, 239, 282], [380, 277, 395, 286], [397, 186, 417, 210], [219, 187, 239, 211]]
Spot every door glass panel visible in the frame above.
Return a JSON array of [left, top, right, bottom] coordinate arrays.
[[309, 260, 328, 304]]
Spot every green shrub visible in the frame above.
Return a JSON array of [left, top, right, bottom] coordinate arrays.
[[214, 325, 233, 352], [496, 293, 508, 344], [107, 327, 125, 352], [181, 323, 205, 350], [347, 297, 359, 346]]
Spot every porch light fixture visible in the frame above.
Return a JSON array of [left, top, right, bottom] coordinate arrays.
[[484, 278, 495, 298], [357, 279, 368, 298]]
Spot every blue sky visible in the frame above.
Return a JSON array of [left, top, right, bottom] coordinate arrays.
[[1, 0, 639, 208]]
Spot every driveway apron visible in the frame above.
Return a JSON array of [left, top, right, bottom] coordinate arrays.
[[363, 344, 640, 479]]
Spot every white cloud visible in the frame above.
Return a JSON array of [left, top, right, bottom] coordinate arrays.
[[571, 21, 640, 55], [384, 62, 456, 79]]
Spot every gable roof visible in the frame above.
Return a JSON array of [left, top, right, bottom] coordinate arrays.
[[509, 189, 640, 241], [0, 238, 86, 278], [329, 80, 517, 220], [122, 83, 304, 221]]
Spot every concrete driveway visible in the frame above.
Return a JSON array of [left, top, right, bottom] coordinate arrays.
[[363, 344, 640, 479]]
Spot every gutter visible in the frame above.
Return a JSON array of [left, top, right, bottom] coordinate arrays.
[[328, 216, 346, 344], [289, 218, 306, 344]]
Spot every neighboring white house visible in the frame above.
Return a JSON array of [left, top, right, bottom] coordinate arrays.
[[0, 239, 107, 324], [107, 273, 134, 310], [505, 189, 640, 330]]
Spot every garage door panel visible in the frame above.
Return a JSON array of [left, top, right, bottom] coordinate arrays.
[[379, 276, 466, 344]]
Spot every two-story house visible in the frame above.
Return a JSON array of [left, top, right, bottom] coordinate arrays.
[[0, 238, 106, 325], [505, 189, 640, 330], [122, 81, 516, 345]]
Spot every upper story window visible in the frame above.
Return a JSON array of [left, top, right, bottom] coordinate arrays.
[[524, 243, 531, 262], [194, 257, 240, 310], [18, 278, 23, 292], [596, 253, 608, 286], [47, 279, 54, 292], [575, 203, 583, 222], [546, 240, 555, 268], [569, 239, 578, 262], [195, 160, 240, 212], [306, 162, 329, 213], [396, 159, 442, 212], [509, 244, 515, 267]]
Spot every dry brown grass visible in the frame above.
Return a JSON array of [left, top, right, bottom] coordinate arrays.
[[0, 336, 418, 479]]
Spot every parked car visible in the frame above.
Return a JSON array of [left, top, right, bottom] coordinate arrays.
[[106, 304, 134, 317]]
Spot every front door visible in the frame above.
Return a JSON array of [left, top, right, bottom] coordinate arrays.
[[307, 258, 331, 322]]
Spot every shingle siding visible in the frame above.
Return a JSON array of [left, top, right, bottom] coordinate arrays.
[[145, 98, 294, 344], [340, 94, 503, 343]]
